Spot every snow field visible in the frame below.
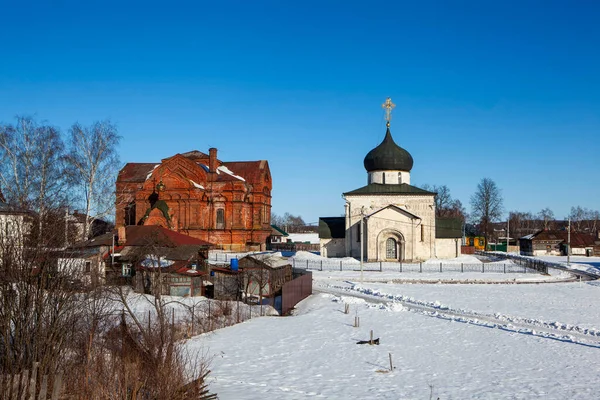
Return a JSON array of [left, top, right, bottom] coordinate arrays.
[[189, 292, 600, 399]]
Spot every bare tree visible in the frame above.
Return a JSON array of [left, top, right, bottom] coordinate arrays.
[[470, 178, 503, 244], [538, 207, 555, 230], [65, 120, 121, 241], [0, 116, 66, 238], [422, 184, 466, 221], [568, 206, 586, 232]]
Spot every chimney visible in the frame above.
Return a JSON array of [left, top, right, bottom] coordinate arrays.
[[209, 148, 217, 173], [117, 226, 126, 246]]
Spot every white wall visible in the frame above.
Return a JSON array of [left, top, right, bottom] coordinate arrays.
[[435, 238, 461, 258], [344, 194, 435, 261], [320, 238, 346, 257]]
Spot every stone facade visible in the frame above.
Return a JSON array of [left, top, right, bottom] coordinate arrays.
[[116, 149, 272, 251], [344, 194, 437, 261], [319, 99, 462, 261]]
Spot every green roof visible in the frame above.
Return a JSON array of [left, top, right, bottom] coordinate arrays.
[[319, 217, 346, 239], [270, 225, 289, 236], [343, 183, 435, 196], [435, 217, 463, 239]]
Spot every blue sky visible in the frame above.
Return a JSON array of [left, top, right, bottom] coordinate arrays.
[[1, 1, 599, 224]]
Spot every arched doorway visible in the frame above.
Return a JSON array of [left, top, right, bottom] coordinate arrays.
[[376, 229, 405, 261], [386, 238, 397, 259]]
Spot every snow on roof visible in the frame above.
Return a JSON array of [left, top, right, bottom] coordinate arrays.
[[140, 255, 174, 268], [145, 164, 160, 181], [189, 179, 204, 190], [286, 233, 320, 244], [196, 163, 245, 181], [217, 165, 245, 181]]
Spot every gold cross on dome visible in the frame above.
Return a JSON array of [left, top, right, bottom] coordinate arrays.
[[381, 97, 396, 127]]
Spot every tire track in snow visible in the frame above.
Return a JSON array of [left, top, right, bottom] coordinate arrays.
[[315, 284, 600, 349]]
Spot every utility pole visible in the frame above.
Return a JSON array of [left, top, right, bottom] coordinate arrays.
[[567, 217, 571, 266], [360, 206, 365, 283], [507, 215, 510, 253]]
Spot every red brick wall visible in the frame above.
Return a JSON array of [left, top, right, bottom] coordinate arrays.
[[116, 152, 272, 251]]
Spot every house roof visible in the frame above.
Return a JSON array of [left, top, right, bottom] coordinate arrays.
[[318, 217, 345, 239], [270, 225, 289, 236], [243, 254, 291, 269], [121, 225, 213, 247], [0, 199, 28, 215], [521, 230, 597, 247], [343, 183, 435, 196], [76, 225, 213, 250]]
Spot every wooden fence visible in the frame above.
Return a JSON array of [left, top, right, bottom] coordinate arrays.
[[0, 363, 62, 400], [281, 269, 313, 315]]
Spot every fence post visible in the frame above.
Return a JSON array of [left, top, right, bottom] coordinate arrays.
[[504, 264, 506, 273], [380, 261, 382, 272], [306, 259, 309, 270], [482, 263, 484, 273], [51, 374, 63, 400], [420, 262, 422, 273], [29, 363, 38, 400], [21, 370, 29, 400], [440, 262, 442, 273], [292, 258, 295, 268], [400, 262, 402, 273], [340, 260, 342, 271], [461, 263, 463, 273], [320, 260, 323, 271]]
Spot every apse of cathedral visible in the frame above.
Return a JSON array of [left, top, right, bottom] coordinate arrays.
[[116, 148, 272, 251]]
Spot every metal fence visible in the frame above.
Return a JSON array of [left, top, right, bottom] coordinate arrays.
[[290, 258, 540, 274], [477, 251, 552, 274]]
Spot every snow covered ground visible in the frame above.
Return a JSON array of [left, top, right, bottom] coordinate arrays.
[[185, 253, 600, 399]]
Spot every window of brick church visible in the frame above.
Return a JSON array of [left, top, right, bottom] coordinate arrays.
[[216, 209, 225, 229]]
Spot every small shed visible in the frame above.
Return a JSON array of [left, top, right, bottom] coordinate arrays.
[[238, 254, 293, 299]]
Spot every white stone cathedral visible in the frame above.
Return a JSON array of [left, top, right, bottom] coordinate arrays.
[[319, 98, 461, 261]]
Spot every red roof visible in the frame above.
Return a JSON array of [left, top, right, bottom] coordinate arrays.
[[530, 230, 597, 247], [117, 152, 268, 185], [123, 225, 213, 247]]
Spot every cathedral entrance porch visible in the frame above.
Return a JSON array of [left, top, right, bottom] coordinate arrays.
[[375, 229, 406, 262]]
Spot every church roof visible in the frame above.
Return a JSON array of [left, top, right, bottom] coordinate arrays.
[[318, 217, 345, 239], [366, 205, 421, 220], [363, 127, 414, 172], [343, 183, 435, 196], [118, 158, 269, 185]]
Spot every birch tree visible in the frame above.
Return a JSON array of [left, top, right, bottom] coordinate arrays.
[[0, 116, 66, 239], [65, 120, 121, 241]]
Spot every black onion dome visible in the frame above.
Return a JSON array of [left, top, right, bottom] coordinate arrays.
[[363, 128, 413, 172]]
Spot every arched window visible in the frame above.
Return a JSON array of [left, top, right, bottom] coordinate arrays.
[[386, 238, 397, 259], [398, 173, 402, 184], [382, 173, 386, 184], [216, 208, 225, 229]]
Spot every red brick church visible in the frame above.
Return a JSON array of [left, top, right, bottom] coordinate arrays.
[[116, 148, 272, 251]]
